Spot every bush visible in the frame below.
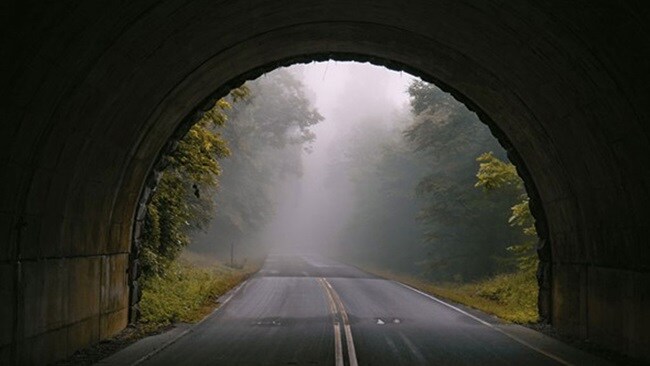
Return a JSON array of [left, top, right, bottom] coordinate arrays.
[[417, 269, 538, 323], [139, 259, 250, 331]]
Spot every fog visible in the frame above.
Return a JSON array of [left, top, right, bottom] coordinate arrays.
[[188, 60, 523, 280], [256, 62, 415, 254]]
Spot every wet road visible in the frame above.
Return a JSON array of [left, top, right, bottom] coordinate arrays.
[[139, 255, 604, 366]]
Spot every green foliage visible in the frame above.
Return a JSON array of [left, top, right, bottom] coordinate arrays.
[[139, 259, 250, 330], [336, 80, 530, 281], [438, 269, 538, 323], [475, 152, 521, 190], [403, 81, 520, 280], [340, 78, 539, 322], [475, 152, 537, 272], [140, 88, 248, 278], [407, 80, 457, 116]]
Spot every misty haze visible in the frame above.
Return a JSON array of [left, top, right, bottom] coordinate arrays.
[[184, 62, 530, 281], [192, 62, 417, 257]]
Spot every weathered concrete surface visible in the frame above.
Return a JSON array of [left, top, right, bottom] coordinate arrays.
[[1, 1, 649, 364]]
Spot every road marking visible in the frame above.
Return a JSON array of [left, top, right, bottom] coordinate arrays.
[[318, 278, 344, 366], [323, 279, 359, 366], [318, 278, 359, 366], [333, 323, 344, 366], [396, 282, 574, 366]]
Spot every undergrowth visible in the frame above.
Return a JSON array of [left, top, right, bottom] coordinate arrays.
[[367, 267, 538, 324], [139, 258, 253, 331]]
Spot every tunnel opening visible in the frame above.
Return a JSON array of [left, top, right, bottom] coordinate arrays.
[[5, 2, 650, 364], [129, 60, 551, 336]]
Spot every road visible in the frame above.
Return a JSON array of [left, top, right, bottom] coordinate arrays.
[[137, 255, 606, 366]]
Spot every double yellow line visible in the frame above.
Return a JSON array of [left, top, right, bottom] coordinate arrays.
[[318, 278, 358, 366]]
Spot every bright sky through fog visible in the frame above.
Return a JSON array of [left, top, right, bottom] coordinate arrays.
[[297, 60, 415, 137], [260, 61, 416, 253]]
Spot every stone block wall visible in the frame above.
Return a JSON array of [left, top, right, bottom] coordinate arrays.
[[0, 255, 128, 364]]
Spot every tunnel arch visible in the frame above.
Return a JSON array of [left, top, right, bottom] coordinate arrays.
[[129, 53, 553, 324], [2, 1, 649, 364]]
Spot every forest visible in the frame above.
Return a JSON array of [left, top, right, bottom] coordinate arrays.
[[137, 63, 539, 328]]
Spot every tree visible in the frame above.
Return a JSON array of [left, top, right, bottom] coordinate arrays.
[[403, 80, 520, 280], [140, 88, 248, 277], [475, 152, 537, 272], [189, 68, 323, 258]]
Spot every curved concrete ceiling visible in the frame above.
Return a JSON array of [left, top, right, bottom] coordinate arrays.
[[1, 1, 649, 364]]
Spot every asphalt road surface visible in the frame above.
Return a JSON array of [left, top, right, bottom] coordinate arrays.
[[138, 255, 605, 366]]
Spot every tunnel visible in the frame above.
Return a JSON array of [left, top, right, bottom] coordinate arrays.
[[1, 1, 649, 364]]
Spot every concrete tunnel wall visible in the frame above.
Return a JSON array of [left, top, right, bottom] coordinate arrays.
[[1, 1, 649, 364]]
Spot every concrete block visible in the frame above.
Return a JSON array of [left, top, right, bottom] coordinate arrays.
[[544, 198, 578, 235], [0, 108, 22, 164], [587, 266, 624, 347], [94, 217, 111, 255], [0, 163, 24, 213], [67, 257, 101, 324], [100, 308, 128, 340], [22, 259, 67, 338], [44, 171, 70, 216], [16, 215, 42, 260], [0, 213, 15, 261], [22, 261, 46, 338], [45, 260, 69, 331], [588, 267, 650, 361], [550, 232, 568, 263], [101, 254, 129, 313], [60, 219, 77, 257], [0, 264, 14, 347], [56, 133, 86, 171], [552, 263, 588, 338], [24, 168, 53, 216], [67, 316, 99, 360], [69, 220, 91, 257], [0, 344, 11, 366], [20, 327, 68, 366], [36, 214, 64, 258], [108, 222, 130, 253], [37, 129, 68, 172]]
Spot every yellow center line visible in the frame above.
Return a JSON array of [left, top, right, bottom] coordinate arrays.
[[320, 278, 359, 366], [318, 278, 344, 366]]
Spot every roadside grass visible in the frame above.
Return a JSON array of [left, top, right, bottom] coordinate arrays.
[[139, 256, 257, 332], [363, 266, 539, 324]]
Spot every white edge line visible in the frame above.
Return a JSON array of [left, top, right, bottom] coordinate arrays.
[[130, 279, 249, 366], [396, 282, 574, 366]]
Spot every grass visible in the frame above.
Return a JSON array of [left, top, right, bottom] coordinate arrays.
[[364, 266, 539, 324], [139, 256, 257, 332]]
